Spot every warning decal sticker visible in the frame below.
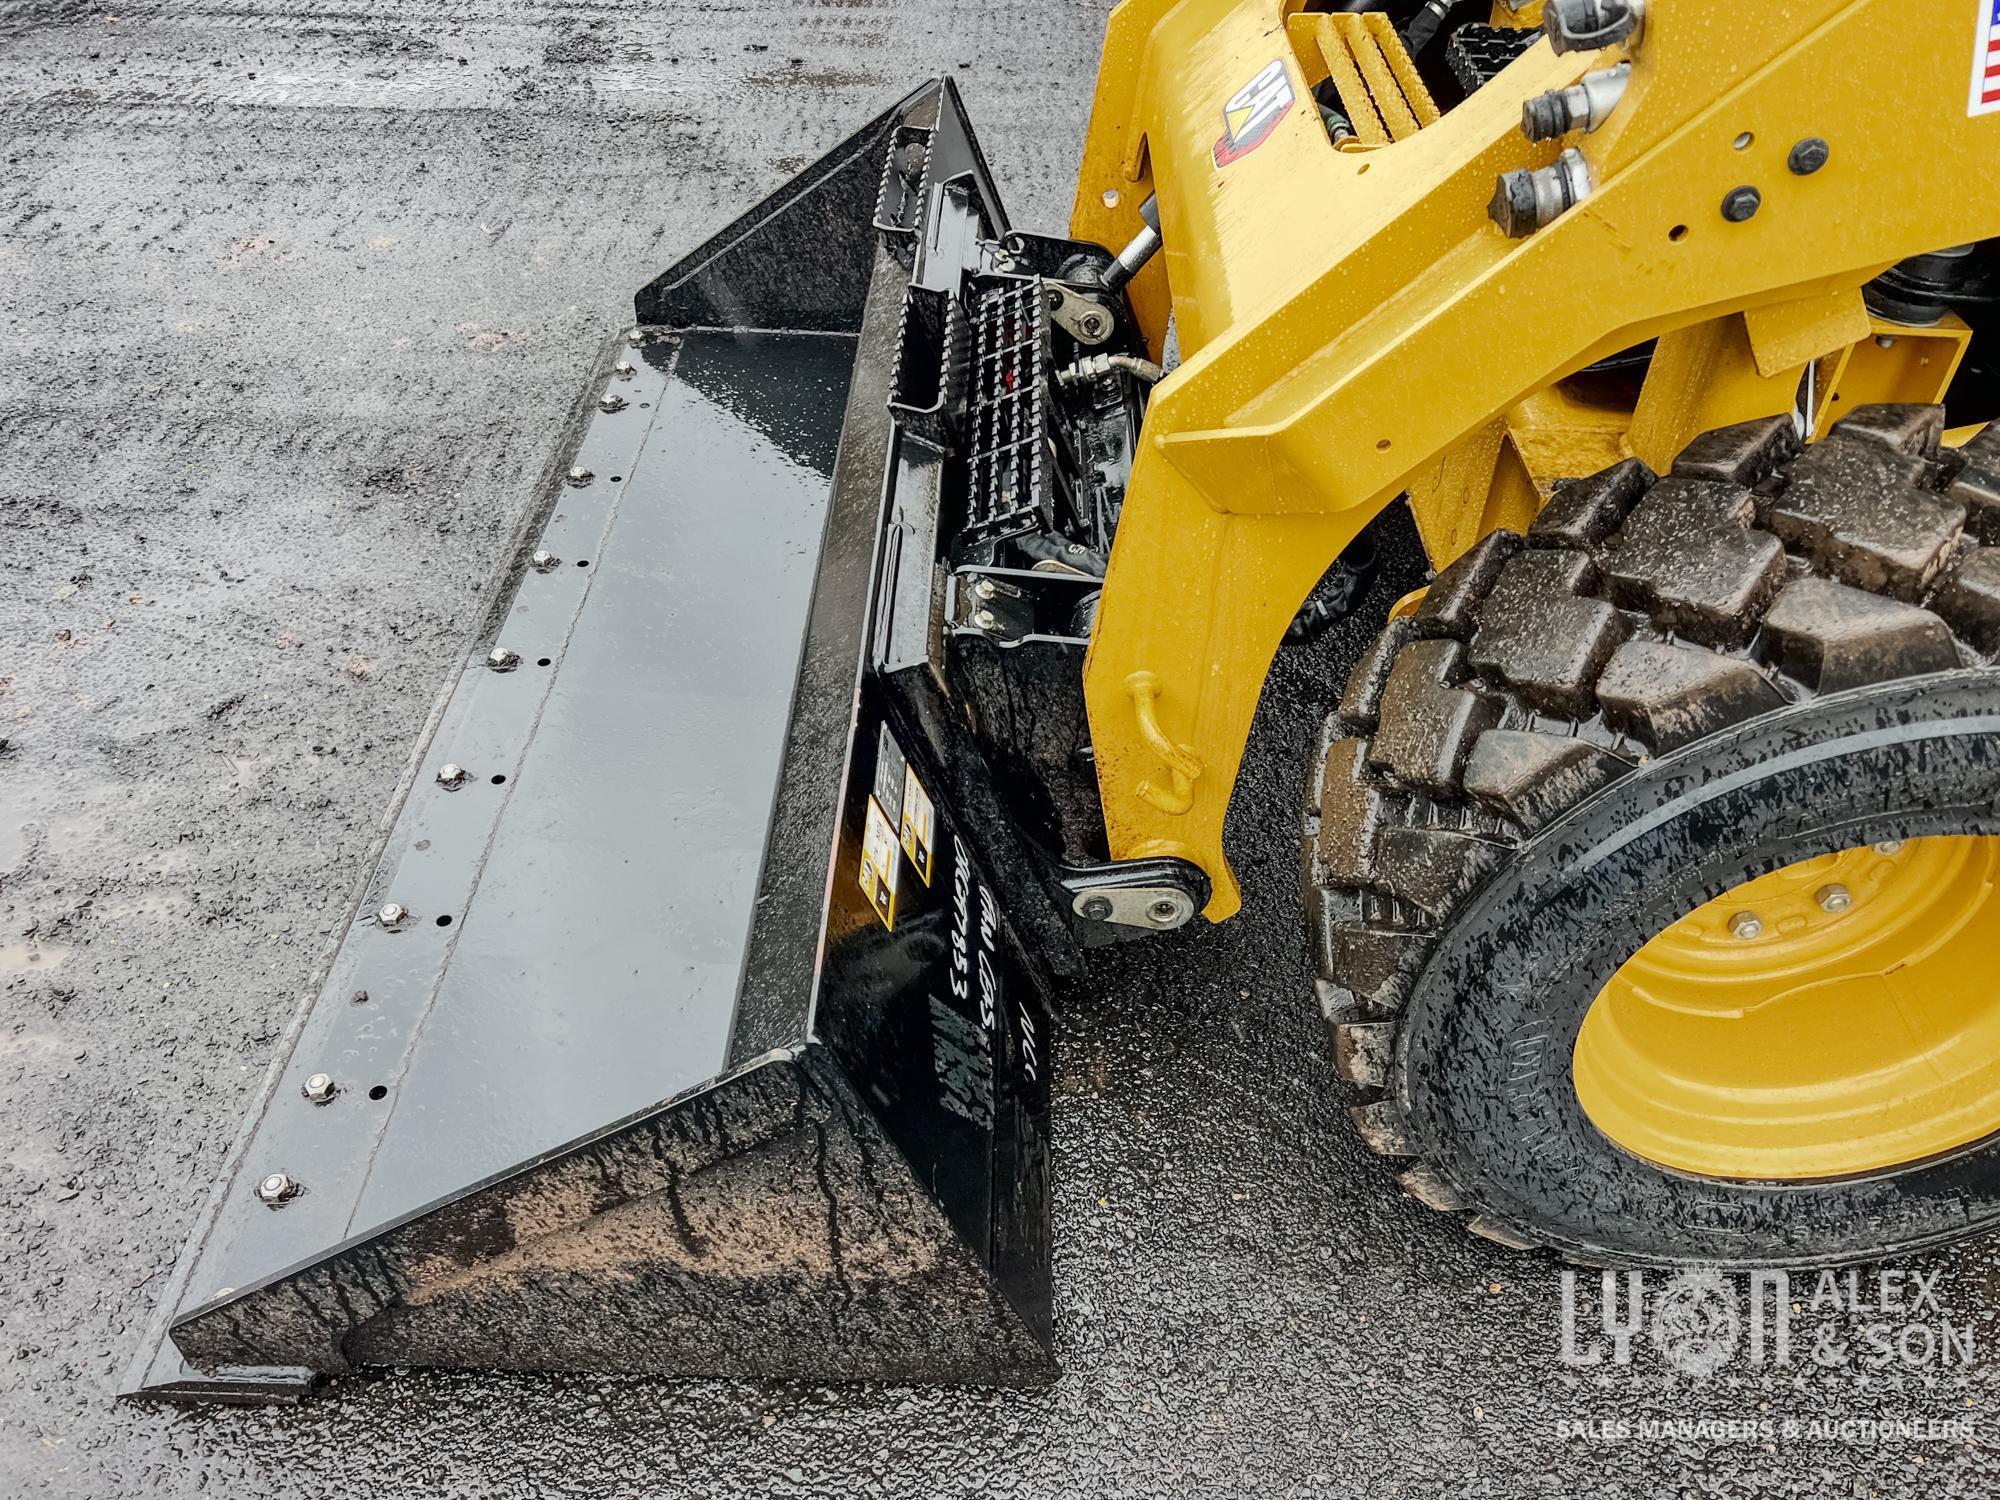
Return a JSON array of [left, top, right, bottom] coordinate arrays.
[[1974, 0, 2000, 116], [900, 763, 936, 886], [859, 795, 900, 930], [1214, 59, 1295, 166]]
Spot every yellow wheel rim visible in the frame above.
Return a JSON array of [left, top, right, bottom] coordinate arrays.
[[1573, 835, 2000, 1181]]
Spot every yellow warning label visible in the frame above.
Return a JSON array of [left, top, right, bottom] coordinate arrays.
[[900, 764, 936, 886], [858, 795, 900, 930]]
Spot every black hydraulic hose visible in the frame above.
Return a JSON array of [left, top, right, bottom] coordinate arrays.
[[1286, 533, 1382, 644], [1402, 0, 1456, 53]]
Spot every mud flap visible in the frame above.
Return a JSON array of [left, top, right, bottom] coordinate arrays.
[[123, 79, 1060, 1402]]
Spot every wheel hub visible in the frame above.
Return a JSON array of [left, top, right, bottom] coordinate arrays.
[[1574, 835, 2000, 1180]]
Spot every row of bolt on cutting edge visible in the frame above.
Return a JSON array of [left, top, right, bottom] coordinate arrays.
[[1488, 0, 1832, 237], [244, 376, 642, 1212]]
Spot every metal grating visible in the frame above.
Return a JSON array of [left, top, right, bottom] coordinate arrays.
[[966, 277, 1055, 542], [1444, 23, 1540, 95]]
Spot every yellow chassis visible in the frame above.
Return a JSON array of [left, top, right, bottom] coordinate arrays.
[[1068, 0, 2000, 918]]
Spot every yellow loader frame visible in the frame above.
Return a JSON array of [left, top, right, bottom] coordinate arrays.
[[1069, 0, 2000, 918]]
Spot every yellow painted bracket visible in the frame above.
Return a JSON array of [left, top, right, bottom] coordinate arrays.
[[1812, 312, 1972, 433]]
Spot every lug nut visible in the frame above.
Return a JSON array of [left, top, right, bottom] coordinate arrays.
[[598, 393, 628, 414], [1728, 910, 1764, 941], [530, 548, 561, 572], [1080, 895, 1114, 922], [1489, 148, 1593, 238], [436, 762, 470, 789], [378, 902, 408, 927], [1815, 883, 1853, 914], [302, 1072, 338, 1104], [566, 466, 594, 487], [1874, 839, 1904, 855], [487, 646, 520, 672], [255, 1171, 299, 1205]]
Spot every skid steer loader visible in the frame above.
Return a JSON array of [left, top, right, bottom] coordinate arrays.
[[128, 0, 2000, 1400]]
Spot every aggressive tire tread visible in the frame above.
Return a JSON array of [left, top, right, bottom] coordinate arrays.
[[1307, 404, 1999, 1249]]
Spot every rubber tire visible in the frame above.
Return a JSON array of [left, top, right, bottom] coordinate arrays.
[[1303, 403, 2000, 1267]]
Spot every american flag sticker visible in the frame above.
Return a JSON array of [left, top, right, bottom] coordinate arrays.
[[1974, 0, 2000, 116]]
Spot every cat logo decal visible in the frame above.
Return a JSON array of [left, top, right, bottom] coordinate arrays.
[[1215, 59, 1295, 166]]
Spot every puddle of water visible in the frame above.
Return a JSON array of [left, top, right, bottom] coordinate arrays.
[[46, 813, 103, 856], [0, 1029, 70, 1060], [0, 942, 69, 977]]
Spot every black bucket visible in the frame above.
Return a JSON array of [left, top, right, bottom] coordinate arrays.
[[123, 80, 1061, 1402]]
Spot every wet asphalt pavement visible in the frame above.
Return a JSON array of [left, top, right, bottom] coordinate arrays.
[[4, 1, 2000, 1495]]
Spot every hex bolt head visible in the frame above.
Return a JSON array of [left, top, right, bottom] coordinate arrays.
[[1079, 312, 1110, 339], [973, 578, 997, 600], [598, 393, 628, 414], [302, 1072, 338, 1104], [436, 762, 470, 789], [378, 902, 408, 927], [530, 548, 561, 573], [487, 646, 521, 672], [1787, 137, 1831, 176], [972, 608, 999, 630], [1721, 185, 1763, 223], [255, 1171, 298, 1205], [1728, 910, 1765, 940], [1816, 883, 1853, 915], [1080, 895, 1114, 922], [612, 359, 636, 380], [626, 327, 645, 346], [1874, 839, 1905, 856], [566, 466, 594, 488]]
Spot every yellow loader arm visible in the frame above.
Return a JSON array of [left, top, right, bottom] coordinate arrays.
[[1073, 0, 2000, 917]]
